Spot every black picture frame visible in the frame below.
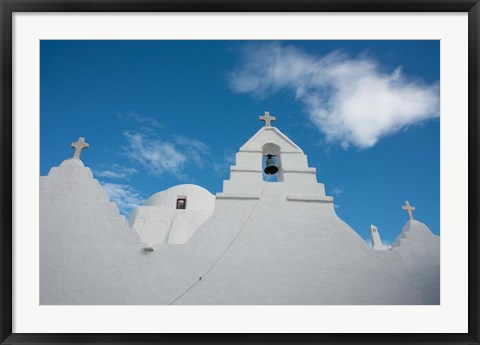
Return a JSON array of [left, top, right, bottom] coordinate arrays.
[[1, 1, 479, 344]]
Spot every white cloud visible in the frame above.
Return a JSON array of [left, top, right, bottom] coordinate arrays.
[[101, 182, 144, 215], [175, 136, 210, 167], [94, 164, 138, 179], [123, 131, 187, 174], [213, 150, 236, 174], [230, 43, 439, 149], [117, 111, 163, 129], [122, 131, 210, 176], [332, 187, 344, 197]]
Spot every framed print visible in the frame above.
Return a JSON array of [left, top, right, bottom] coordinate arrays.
[[1, 1, 479, 344]]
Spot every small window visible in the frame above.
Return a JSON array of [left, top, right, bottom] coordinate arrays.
[[176, 198, 187, 209]]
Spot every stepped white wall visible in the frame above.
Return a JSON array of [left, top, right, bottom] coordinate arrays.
[[40, 127, 440, 305], [392, 220, 440, 304], [40, 159, 141, 304]]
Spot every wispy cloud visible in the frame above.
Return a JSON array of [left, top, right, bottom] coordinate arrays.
[[123, 131, 186, 174], [101, 182, 144, 215], [94, 164, 138, 179], [122, 131, 209, 176], [175, 136, 210, 168], [331, 187, 344, 197], [213, 150, 236, 174], [117, 111, 163, 130], [229, 43, 439, 149], [332, 188, 343, 210]]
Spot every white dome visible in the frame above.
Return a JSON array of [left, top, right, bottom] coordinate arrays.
[[144, 184, 215, 211]]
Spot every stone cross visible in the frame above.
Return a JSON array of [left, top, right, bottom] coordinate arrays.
[[402, 201, 416, 220], [259, 111, 276, 127], [71, 137, 89, 159]]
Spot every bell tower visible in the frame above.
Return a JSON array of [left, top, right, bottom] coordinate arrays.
[[217, 112, 331, 203]]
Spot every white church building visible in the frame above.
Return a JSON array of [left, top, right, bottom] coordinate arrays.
[[40, 112, 440, 305]]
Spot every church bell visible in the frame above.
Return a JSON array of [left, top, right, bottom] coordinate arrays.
[[264, 154, 279, 175]]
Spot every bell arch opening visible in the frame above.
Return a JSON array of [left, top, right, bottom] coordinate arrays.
[[262, 143, 283, 182]]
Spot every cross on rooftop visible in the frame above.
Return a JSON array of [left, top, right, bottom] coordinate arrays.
[[402, 201, 416, 220], [71, 137, 89, 159], [259, 111, 276, 127]]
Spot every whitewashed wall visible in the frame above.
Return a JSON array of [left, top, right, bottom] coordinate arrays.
[[40, 127, 440, 305]]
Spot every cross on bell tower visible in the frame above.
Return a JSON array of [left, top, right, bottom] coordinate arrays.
[[71, 137, 89, 159], [259, 111, 276, 127], [402, 201, 416, 220]]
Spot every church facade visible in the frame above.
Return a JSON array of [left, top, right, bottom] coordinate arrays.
[[40, 113, 440, 305]]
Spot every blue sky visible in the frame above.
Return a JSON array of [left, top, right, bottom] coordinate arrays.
[[40, 40, 440, 245]]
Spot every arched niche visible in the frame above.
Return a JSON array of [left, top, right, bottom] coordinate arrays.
[[262, 143, 283, 182]]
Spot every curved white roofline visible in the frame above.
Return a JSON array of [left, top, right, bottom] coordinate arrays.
[[144, 184, 215, 210]]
